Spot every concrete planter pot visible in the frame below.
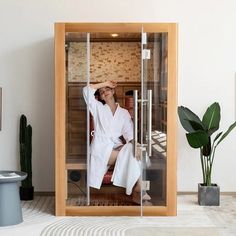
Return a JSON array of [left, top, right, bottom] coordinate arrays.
[[198, 183, 220, 206]]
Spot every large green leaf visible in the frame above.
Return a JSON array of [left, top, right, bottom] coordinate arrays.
[[189, 120, 205, 131], [216, 121, 236, 147], [178, 106, 203, 133], [186, 130, 209, 148], [202, 102, 220, 135]]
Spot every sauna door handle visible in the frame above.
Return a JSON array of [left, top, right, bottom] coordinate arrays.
[[147, 90, 152, 156], [133, 90, 138, 158]]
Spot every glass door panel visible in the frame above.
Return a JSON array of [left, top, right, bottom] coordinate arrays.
[[142, 32, 168, 208], [88, 32, 141, 208], [65, 32, 89, 206]]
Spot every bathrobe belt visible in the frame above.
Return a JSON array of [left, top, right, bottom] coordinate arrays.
[[93, 133, 121, 145]]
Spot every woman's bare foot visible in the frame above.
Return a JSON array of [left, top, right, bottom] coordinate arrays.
[[142, 192, 151, 201], [132, 179, 151, 204]]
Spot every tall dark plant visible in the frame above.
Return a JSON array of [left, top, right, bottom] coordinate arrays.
[[20, 114, 32, 188], [178, 102, 236, 186]]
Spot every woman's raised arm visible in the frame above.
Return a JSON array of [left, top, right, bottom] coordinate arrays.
[[90, 80, 117, 90]]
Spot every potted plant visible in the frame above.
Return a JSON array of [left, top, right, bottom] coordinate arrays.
[[19, 114, 34, 200], [178, 102, 236, 206]]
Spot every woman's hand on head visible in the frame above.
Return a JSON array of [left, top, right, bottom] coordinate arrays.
[[106, 80, 117, 88], [90, 81, 117, 90]]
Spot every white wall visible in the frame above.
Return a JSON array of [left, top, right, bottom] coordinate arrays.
[[0, 0, 236, 192]]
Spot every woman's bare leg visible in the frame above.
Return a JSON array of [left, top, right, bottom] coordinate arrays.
[[133, 178, 141, 192], [107, 150, 119, 166], [107, 145, 124, 166], [132, 179, 141, 204], [132, 178, 151, 203]]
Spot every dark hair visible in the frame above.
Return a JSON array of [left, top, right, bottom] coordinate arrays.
[[95, 89, 117, 105]]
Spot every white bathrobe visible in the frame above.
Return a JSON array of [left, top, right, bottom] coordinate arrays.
[[111, 142, 141, 195], [83, 86, 140, 193]]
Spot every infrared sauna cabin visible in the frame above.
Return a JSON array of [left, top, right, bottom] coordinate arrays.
[[55, 23, 178, 216]]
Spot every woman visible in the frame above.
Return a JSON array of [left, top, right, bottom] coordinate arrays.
[[83, 80, 149, 203]]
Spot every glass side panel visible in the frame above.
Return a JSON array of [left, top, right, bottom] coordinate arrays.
[[65, 32, 88, 206], [142, 32, 168, 207]]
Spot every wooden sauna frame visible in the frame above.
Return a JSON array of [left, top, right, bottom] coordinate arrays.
[[55, 23, 178, 216]]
